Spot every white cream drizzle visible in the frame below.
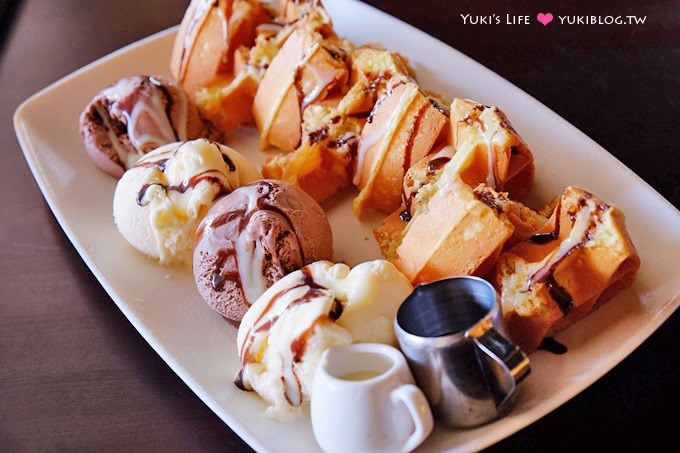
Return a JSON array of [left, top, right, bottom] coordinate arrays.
[[528, 199, 597, 287], [235, 220, 268, 305], [93, 104, 137, 169], [233, 187, 299, 305], [353, 82, 417, 187], [179, 0, 215, 81], [215, 2, 230, 53], [281, 353, 301, 406], [234, 189, 265, 304], [238, 273, 329, 409], [260, 36, 318, 148], [100, 77, 188, 158], [484, 129, 499, 188], [431, 144, 456, 160], [300, 55, 341, 110], [126, 89, 178, 149]]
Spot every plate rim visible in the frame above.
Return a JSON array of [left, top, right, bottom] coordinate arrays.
[[12, 1, 680, 452]]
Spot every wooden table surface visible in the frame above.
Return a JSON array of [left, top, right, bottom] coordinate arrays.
[[1, 0, 678, 451]]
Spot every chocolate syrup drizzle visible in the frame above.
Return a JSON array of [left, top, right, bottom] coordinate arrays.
[[366, 77, 406, 124], [210, 248, 240, 292], [137, 170, 231, 206], [88, 75, 191, 175], [365, 71, 393, 124], [473, 188, 504, 215], [428, 98, 448, 116], [391, 95, 450, 218], [426, 156, 450, 175], [527, 230, 559, 245], [308, 127, 328, 144], [538, 336, 568, 354], [235, 266, 344, 408], [401, 102, 430, 176], [327, 132, 358, 150], [525, 193, 607, 316], [134, 142, 235, 206], [546, 275, 574, 315], [295, 39, 347, 114], [461, 104, 488, 130], [399, 153, 449, 217], [204, 181, 308, 301], [399, 210, 412, 222], [528, 200, 563, 244]]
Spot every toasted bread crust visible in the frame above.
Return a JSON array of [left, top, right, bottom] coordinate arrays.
[[495, 186, 640, 352]]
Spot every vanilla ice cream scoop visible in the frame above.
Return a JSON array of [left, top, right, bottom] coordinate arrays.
[[113, 139, 260, 265], [235, 259, 413, 420]]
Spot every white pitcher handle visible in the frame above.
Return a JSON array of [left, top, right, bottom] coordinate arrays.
[[391, 384, 434, 453]]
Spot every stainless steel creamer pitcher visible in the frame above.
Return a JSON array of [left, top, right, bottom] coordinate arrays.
[[394, 276, 531, 427]]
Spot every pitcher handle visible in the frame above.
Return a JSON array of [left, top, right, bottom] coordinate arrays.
[[391, 384, 434, 453], [468, 321, 531, 410]]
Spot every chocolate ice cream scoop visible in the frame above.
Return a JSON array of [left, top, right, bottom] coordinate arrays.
[[193, 179, 333, 323], [79, 75, 216, 178]]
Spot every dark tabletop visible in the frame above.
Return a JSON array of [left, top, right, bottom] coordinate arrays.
[[1, 0, 678, 451]]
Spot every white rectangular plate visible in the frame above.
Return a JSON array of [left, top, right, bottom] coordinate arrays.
[[13, 0, 680, 451]]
